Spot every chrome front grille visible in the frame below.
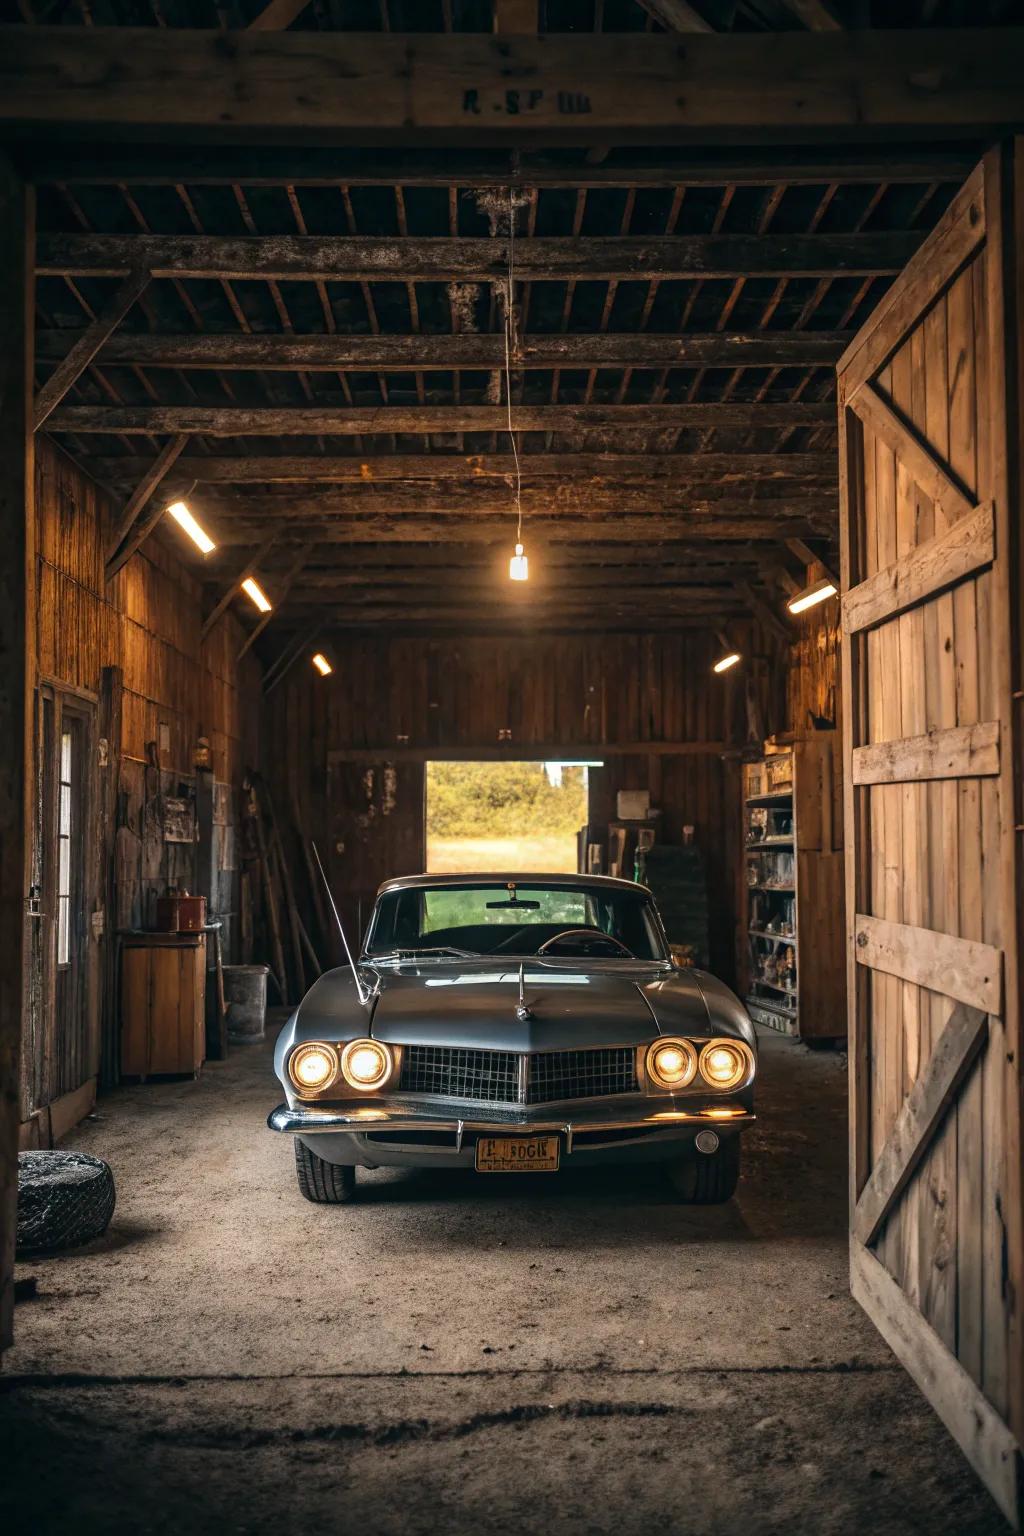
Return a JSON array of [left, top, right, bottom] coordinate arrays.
[[399, 1045, 638, 1105], [400, 1046, 520, 1103]]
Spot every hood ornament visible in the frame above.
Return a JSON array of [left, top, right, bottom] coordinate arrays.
[[516, 961, 534, 1023]]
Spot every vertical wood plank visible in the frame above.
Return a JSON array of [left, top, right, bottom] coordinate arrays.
[[0, 156, 34, 1354]]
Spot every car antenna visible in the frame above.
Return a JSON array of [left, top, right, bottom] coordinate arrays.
[[312, 841, 372, 1008], [516, 961, 533, 1023]]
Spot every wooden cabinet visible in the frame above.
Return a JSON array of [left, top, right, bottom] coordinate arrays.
[[741, 737, 846, 1041], [120, 934, 206, 1077]]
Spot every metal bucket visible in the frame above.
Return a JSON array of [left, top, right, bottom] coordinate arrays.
[[223, 964, 269, 1042]]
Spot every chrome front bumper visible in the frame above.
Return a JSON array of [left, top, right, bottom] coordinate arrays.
[[268, 1098, 755, 1158]]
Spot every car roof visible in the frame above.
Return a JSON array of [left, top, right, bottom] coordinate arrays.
[[375, 872, 651, 897]]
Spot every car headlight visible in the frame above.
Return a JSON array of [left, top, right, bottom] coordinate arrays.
[[646, 1038, 698, 1090], [340, 1038, 395, 1093], [288, 1041, 339, 1094], [699, 1039, 754, 1091]]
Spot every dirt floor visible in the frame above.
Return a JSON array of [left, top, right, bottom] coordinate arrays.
[[2, 1022, 1003, 1535]]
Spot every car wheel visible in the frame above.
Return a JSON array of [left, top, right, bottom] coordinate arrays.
[[665, 1136, 740, 1204], [294, 1140, 357, 1204]]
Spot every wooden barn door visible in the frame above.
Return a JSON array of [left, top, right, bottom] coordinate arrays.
[[839, 147, 1023, 1525]]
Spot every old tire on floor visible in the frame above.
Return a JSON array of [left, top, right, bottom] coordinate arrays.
[[294, 1140, 357, 1203], [665, 1137, 740, 1204], [16, 1150, 116, 1255]]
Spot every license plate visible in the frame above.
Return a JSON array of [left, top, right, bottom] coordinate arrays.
[[475, 1134, 560, 1173]]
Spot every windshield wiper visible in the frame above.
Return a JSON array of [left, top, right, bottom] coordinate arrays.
[[370, 946, 479, 962]]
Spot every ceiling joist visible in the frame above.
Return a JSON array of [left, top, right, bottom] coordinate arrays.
[[49, 402, 836, 436], [36, 331, 853, 372], [36, 232, 920, 282]]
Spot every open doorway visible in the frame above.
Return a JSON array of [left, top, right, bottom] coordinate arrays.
[[425, 761, 590, 874]]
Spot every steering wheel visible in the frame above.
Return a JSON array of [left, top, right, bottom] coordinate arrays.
[[537, 927, 634, 958]]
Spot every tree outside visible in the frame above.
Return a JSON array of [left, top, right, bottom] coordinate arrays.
[[426, 761, 588, 873]]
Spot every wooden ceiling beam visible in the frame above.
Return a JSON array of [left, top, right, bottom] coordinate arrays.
[[36, 330, 853, 372], [206, 514, 822, 544], [25, 146, 976, 189], [93, 450, 839, 484], [5, 29, 1022, 147], [49, 401, 836, 435], [198, 489, 831, 518], [4, 29, 1019, 145], [36, 232, 919, 282]]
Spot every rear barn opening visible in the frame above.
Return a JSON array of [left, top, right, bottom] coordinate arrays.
[[425, 760, 590, 874]]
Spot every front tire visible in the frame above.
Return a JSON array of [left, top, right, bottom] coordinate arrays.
[[665, 1137, 740, 1204], [294, 1140, 357, 1204]]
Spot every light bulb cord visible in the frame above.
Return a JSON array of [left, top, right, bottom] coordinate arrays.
[[505, 187, 522, 546]]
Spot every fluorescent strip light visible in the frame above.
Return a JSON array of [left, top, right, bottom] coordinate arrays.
[[311, 652, 333, 677], [241, 576, 272, 613], [166, 500, 215, 554], [713, 652, 741, 674], [788, 578, 838, 615]]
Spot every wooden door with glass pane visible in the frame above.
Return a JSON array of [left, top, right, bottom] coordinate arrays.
[[839, 146, 1023, 1525], [30, 686, 95, 1117]]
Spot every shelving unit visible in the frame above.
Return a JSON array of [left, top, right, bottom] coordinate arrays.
[[741, 738, 846, 1042]]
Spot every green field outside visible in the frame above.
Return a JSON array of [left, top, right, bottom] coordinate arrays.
[[425, 761, 587, 875]]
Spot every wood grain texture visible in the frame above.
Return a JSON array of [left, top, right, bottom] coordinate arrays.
[[36, 232, 920, 282], [851, 722, 1000, 785], [842, 500, 994, 634], [850, 1238, 1022, 1530], [853, 1003, 988, 1246], [36, 330, 852, 372], [854, 913, 1002, 1017], [0, 156, 34, 1356], [94, 451, 838, 486], [4, 30, 1024, 145], [51, 402, 836, 437]]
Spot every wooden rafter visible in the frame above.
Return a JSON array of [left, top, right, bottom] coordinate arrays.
[[634, 0, 715, 30], [35, 329, 853, 372], [36, 232, 921, 282], [247, 0, 310, 29], [49, 402, 836, 436], [93, 451, 838, 485], [237, 541, 313, 661], [104, 433, 190, 581], [200, 529, 280, 641], [33, 268, 149, 429], [26, 147, 978, 189]]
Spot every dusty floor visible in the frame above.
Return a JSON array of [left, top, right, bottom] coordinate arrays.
[[2, 1023, 1002, 1534]]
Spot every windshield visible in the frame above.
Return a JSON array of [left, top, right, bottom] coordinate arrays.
[[365, 882, 667, 962]]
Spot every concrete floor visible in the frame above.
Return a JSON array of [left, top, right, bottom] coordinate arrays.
[[2, 1023, 1002, 1535]]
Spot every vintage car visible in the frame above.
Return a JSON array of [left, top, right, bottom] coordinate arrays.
[[268, 873, 756, 1205]]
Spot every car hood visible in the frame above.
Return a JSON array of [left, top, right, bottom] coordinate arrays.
[[363, 958, 711, 1052]]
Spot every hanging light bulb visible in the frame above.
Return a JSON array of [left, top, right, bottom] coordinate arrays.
[[504, 187, 529, 585], [311, 652, 333, 677], [713, 652, 741, 674], [509, 542, 529, 582]]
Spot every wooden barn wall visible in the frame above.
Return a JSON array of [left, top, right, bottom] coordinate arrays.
[[263, 629, 766, 984], [785, 599, 841, 737], [22, 439, 261, 1125]]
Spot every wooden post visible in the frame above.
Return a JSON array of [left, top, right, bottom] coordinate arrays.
[[0, 156, 35, 1354]]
